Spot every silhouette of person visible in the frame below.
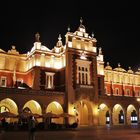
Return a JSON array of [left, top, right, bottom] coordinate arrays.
[[1, 118, 6, 127], [28, 116, 36, 140]]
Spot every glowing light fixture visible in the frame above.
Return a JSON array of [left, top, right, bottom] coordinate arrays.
[[137, 98, 140, 102], [97, 106, 100, 112], [80, 51, 87, 60]]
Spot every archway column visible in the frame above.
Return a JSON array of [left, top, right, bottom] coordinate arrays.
[[18, 105, 23, 115], [124, 109, 127, 125], [136, 108, 139, 124], [41, 105, 46, 122], [109, 108, 113, 125]]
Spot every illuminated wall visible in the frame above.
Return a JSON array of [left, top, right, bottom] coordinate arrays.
[[104, 63, 140, 96]]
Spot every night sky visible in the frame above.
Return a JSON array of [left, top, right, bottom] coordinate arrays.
[[0, 1, 139, 71]]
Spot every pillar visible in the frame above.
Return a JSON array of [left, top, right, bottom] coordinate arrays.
[[109, 108, 113, 125], [124, 109, 127, 125]]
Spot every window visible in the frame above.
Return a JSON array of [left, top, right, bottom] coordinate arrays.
[[45, 72, 55, 89], [137, 91, 140, 97], [0, 76, 7, 87], [16, 79, 23, 87], [115, 88, 119, 95], [126, 89, 130, 96], [77, 66, 89, 85], [76, 59, 91, 85]]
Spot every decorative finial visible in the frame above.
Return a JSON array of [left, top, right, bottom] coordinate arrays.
[[58, 34, 62, 41], [35, 32, 40, 42], [80, 17, 83, 25], [107, 62, 110, 66], [91, 32, 94, 38], [118, 63, 121, 67], [129, 66, 131, 70], [99, 47, 102, 55], [12, 45, 16, 50], [67, 25, 70, 32]]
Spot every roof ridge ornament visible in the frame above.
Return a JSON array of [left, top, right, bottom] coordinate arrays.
[[118, 63, 121, 67], [80, 17, 83, 25], [56, 34, 63, 48], [91, 32, 94, 38], [58, 34, 62, 41], [67, 25, 70, 32], [99, 47, 102, 55], [35, 32, 40, 42]]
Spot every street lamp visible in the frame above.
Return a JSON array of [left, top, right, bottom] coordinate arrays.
[[97, 106, 100, 126], [73, 106, 76, 113], [137, 98, 140, 102]]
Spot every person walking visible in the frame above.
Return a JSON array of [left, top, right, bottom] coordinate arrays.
[[28, 116, 36, 140]]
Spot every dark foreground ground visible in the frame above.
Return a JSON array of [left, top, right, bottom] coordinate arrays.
[[1, 125, 140, 140]]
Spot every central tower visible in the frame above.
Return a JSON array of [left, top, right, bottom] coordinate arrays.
[[65, 18, 101, 125]]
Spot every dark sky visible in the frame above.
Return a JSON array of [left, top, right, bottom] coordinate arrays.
[[0, 1, 139, 71]]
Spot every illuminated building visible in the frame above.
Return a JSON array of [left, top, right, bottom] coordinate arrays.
[[0, 19, 140, 126]]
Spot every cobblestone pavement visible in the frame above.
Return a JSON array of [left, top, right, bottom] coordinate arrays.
[[1, 125, 140, 140]]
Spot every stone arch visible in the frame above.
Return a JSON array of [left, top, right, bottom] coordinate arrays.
[[127, 104, 137, 125], [0, 98, 18, 114], [75, 99, 93, 125], [0, 98, 18, 122], [98, 103, 109, 125], [112, 104, 124, 125], [46, 101, 63, 124], [23, 100, 42, 122], [23, 100, 42, 115]]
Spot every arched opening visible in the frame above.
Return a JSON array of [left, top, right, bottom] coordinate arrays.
[[0, 98, 18, 123], [98, 103, 109, 125], [106, 111, 110, 124], [75, 100, 93, 125], [127, 104, 137, 125], [131, 110, 137, 123], [118, 110, 124, 124], [46, 101, 63, 124], [113, 104, 124, 125], [0, 106, 10, 113], [23, 107, 31, 113], [23, 100, 42, 122]]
